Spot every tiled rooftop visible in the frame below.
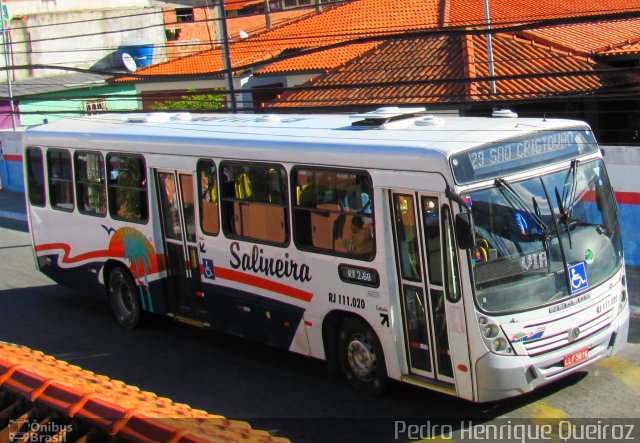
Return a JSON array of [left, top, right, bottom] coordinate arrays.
[[113, 0, 640, 106], [225, 7, 318, 41], [448, 0, 640, 27], [520, 18, 640, 54], [114, 0, 444, 81], [268, 33, 634, 107], [225, 0, 264, 12]]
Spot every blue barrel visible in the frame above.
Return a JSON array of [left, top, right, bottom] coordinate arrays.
[[118, 41, 155, 70]]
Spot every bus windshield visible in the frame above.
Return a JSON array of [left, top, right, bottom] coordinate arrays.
[[466, 159, 622, 313]]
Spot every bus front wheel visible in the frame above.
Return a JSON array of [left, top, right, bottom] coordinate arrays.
[[107, 267, 141, 329], [337, 317, 387, 395]]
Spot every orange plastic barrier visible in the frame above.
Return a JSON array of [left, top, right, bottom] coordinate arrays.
[[0, 342, 289, 442]]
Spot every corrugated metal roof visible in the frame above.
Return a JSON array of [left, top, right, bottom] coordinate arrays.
[[0, 72, 108, 99]]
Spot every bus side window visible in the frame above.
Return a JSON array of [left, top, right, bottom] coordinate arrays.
[[75, 151, 106, 217], [422, 197, 442, 286], [197, 159, 219, 236], [220, 162, 288, 245], [47, 148, 74, 212], [293, 168, 374, 260], [26, 146, 46, 207], [107, 154, 148, 223], [442, 205, 461, 303]]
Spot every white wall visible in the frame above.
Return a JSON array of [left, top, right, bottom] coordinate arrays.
[[3, 7, 167, 80], [3, 1, 151, 16]]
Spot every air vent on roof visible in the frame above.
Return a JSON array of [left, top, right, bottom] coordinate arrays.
[[257, 114, 280, 123], [415, 115, 445, 126], [492, 109, 518, 118], [350, 107, 426, 127]]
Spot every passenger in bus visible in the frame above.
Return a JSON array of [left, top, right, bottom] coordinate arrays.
[[162, 174, 181, 237], [200, 170, 217, 203], [350, 215, 373, 255]]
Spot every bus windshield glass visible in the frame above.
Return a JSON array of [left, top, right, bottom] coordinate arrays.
[[466, 159, 622, 313]]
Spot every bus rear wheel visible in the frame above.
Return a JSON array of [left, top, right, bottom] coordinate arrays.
[[107, 267, 141, 329], [337, 317, 387, 395]]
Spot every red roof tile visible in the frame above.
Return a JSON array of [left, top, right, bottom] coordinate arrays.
[[225, 0, 263, 12], [114, 0, 444, 82], [268, 33, 635, 107], [449, 0, 640, 28], [226, 7, 318, 41], [520, 18, 640, 54], [112, 0, 640, 107], [602, 40, 640, 56], [255, 42, 380, 74]]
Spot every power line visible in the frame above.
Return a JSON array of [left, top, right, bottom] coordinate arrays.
[[3, 5, 640, 61], [1, 9, 627, 82]]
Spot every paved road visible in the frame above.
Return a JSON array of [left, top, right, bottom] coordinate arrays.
[[1, 192, 639, 442]]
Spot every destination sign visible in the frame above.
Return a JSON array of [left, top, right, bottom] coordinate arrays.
[[451, 129, 598, 184]]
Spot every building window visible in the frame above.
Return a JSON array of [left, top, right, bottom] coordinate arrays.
[[293, 168, 374, 259], [26, 146, 46, 207], [83, 99, 106, 115], [165, 28, 182, 41], [221, 162, 287, 245], [47, 149, 74, 211], [75, 151, 106, 217], [175, 8, 194, 23], [107, 154, 148, 222]]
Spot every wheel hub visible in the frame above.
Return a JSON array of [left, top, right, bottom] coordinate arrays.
[[347, 336, 376, 379]]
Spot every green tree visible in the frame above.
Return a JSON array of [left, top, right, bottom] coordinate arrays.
[[150, 88, 225, 111]]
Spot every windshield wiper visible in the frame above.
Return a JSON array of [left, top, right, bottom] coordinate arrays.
[[555, 160, 605, 240], [555, 160, 580, 247], [563, 159, 579, 218], [494, 178, 550, 244], [555, 187, 573, 247]]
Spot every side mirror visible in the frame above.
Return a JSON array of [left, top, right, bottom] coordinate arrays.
[[455, 213, 475, 250]]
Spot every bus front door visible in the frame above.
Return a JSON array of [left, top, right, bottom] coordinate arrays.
[[156, 170, 207, 320], [390, 191, 459, 387]]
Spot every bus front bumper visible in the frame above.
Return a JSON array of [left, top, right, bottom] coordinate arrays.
[[474, 303, 630, 403]]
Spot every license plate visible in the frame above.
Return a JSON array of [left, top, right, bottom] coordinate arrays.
[[563, 348, 589, 368]]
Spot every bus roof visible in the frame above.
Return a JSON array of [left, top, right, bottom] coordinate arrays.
[[24, 111, 591, 173]]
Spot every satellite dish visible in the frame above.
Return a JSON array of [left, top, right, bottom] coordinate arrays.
[[121, 52, 137, 72], [239, 30, 249, 39]]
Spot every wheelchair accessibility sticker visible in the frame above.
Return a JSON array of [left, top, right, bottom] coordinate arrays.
[[569, 262, 588, 293], [202, 258, 215, 280]]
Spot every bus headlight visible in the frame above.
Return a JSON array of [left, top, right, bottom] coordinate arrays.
[[478, 316, 515, 356], [482, 324, 499, 339], [491, 338, 509, 353], [620, 288, 628, 312], [619, 274, 628, 313]]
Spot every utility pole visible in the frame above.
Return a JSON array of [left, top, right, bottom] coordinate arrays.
[[0, 0, 16, 130], [264, 0, 271, 29], [215, 0, 237, 110], [483, 0, 497, 95]]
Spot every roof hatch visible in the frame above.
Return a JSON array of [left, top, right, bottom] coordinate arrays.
[[350, 107, 426, 127]]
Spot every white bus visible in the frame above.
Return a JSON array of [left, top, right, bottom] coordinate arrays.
[[23, 108, 629, 402]]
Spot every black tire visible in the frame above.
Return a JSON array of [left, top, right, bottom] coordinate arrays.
[[107, 267, 141, 329], [337, 317, 387, 395]]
